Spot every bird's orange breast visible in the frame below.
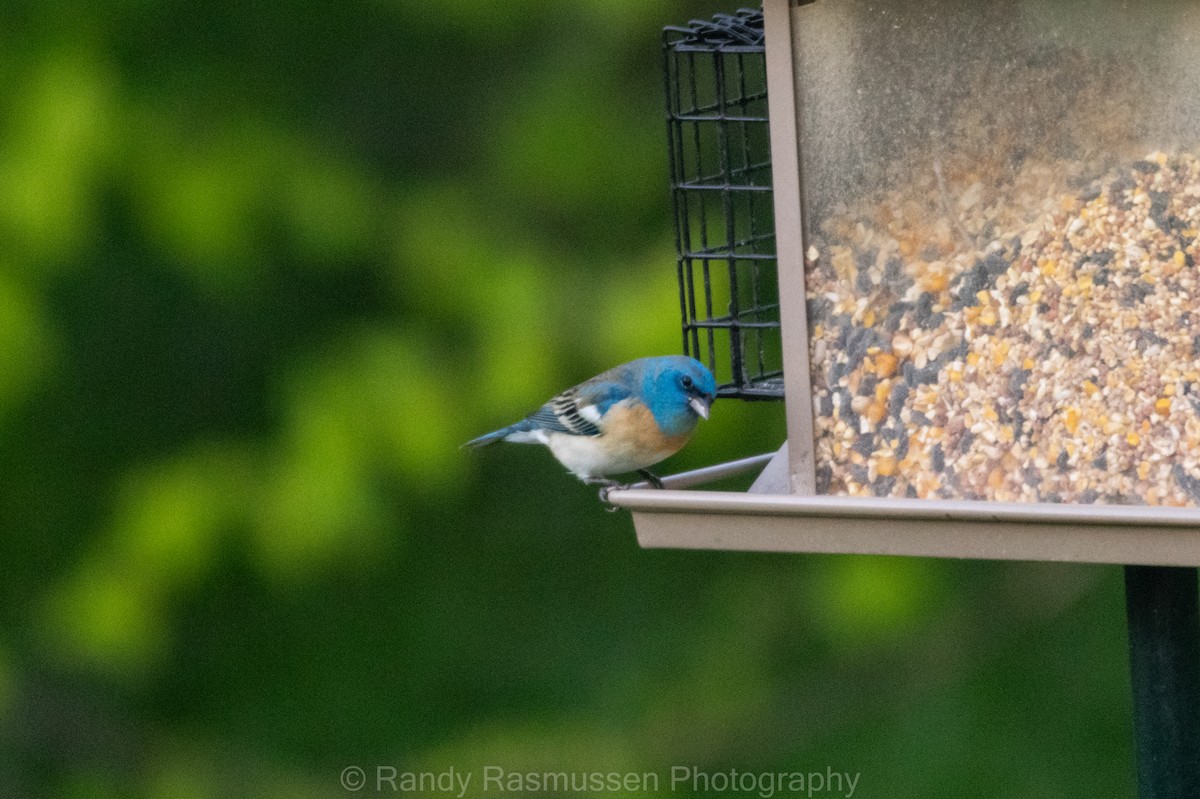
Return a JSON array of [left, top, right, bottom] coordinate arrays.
[[599, 402, 693, 463]]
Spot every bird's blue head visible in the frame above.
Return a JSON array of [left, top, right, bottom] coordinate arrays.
[[640, 356, 718, 437]]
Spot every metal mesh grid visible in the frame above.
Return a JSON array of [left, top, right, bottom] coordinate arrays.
[[664, 7, 783, 399]]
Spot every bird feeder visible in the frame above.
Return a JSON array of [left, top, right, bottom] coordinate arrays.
[[613, 2, 1200, 795], [627, 0, 1200, 562]]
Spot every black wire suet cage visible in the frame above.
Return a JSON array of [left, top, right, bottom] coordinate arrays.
[[664, 8, 783, 399]]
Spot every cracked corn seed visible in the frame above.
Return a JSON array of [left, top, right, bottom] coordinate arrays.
[[807, 153, 1200, 505]]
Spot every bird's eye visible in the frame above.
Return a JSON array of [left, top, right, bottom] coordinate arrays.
[[681, 375, 694, 389]]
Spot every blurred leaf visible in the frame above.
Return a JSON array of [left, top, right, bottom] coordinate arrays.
[[254, 392, 388, 577], [486, 59, 665, 232], [44, 559, 165, 671], [0, 48, 115, 270], [807, 557, 941, 649], [125, 109, 382, 291], [0, 270, 57, 417], [42, 448, 250, 672]]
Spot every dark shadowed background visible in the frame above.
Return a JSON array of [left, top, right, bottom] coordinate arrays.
[[0, 1, 1134, 796]]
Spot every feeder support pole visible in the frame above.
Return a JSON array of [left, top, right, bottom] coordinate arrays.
[[1125, 565, 1200, 799]]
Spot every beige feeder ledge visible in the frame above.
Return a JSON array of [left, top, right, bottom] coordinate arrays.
[[608, 444, 1200, 566], [612, 0, 1200, 569]]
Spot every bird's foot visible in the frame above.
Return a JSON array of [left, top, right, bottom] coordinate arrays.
[[637, 469, 665, 490], [586, 472, 665, 510], [584, 478, 623, 511]]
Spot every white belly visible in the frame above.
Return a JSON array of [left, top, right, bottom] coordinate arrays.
[[545, 432, 673, 479]]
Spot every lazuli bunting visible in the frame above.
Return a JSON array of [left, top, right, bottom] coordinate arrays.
[[465, 356, 717, 489]]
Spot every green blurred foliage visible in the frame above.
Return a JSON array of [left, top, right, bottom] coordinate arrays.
[[0, 1, 1136, 797]]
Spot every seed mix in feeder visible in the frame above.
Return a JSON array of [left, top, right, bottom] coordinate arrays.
[[806, 152, 1200, 505]]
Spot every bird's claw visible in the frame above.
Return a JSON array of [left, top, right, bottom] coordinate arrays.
[[637, 469, 666, 490], [598, 485, 620, 511], [588, 471, 666, 510], [585, 478, 622, 511]]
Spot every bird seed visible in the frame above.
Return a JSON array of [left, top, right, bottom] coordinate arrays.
[[806, 151, 1200, 505]]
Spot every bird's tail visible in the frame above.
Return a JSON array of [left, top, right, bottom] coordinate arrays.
[[461, 419, 537, 449]]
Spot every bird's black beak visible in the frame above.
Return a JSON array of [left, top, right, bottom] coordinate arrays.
[[688, 394, 713, 420]]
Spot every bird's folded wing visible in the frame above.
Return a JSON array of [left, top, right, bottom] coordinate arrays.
[[527, 380, 632, 437]]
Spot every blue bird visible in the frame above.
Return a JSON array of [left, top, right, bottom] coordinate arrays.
[[465, 356, 717, 491]]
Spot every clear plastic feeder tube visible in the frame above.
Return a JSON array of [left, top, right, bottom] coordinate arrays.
[[792, 0, 1200, 505]]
